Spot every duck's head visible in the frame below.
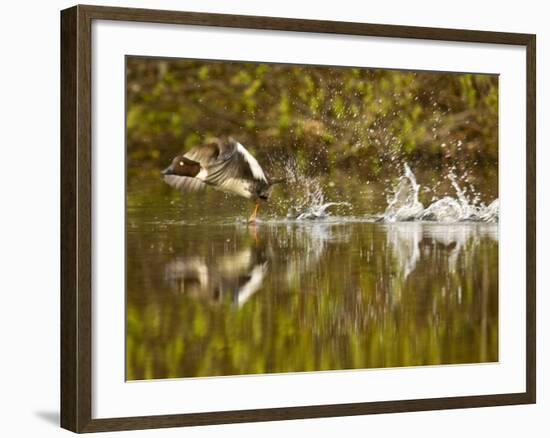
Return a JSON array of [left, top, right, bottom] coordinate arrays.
[[162, 155, 201, 178]]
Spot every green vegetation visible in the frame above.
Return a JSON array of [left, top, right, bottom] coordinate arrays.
[[126, 222, 498, 380], [127, 58, 498, 186]]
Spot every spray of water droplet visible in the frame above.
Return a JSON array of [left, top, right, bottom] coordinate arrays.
[[384, 163, 498, 223], [269, 155, 350, 221], [268, 152, 497, 224], [383, 163, 424, 222]]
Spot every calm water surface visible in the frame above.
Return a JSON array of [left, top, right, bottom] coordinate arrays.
[[126, 187, 498, 380]]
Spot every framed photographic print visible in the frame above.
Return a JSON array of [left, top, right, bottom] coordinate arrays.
[[60, 4, 536, 433]]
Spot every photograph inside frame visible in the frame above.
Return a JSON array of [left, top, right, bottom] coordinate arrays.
[[125, 56, 499, 380]]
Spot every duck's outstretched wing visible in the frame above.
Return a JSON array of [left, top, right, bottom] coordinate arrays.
[[184, 142, 221, 166], [204, 139, 267, 186], [200, 140, 268, 199], [163, 174, 207, 192]]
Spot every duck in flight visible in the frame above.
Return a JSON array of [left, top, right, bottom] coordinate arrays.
[[162, 138, 283, 223]]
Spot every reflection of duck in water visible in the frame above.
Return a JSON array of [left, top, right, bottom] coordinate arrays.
[[162, 137, 284, 223], [164, 223, 349, 305], [164, 246, 269, 306]]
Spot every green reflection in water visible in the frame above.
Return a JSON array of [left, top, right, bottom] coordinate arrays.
[[126, 208, 498, 380]]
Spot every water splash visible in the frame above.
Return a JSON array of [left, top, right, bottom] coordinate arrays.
[[383, 163, 424, 222], [478, 199, 499, 223], [280, 157, 350, 220], [383, 164, 498, 223], [269, 154, 497, 224], [289, 201, 350, 220]]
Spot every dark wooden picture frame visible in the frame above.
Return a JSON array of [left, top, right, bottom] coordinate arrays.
[[61, 4, 536, 433]]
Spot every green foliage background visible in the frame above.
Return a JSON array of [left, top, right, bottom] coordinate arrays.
[[126, 57, 498, 185]]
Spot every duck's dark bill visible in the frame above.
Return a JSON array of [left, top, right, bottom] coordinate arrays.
[[161, 166, 173, 176]]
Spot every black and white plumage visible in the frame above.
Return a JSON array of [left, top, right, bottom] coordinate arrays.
[[162, 138, 282, 222]]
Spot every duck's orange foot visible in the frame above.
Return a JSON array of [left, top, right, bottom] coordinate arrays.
[[247, 202, 260, 224]]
